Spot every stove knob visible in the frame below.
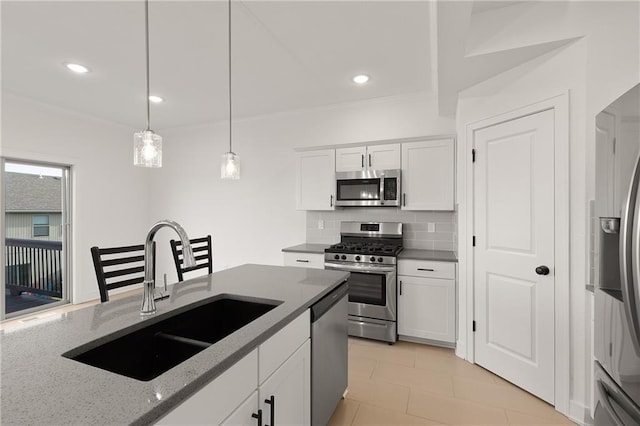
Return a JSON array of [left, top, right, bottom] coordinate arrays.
[[378, 257, 383, 262], [341, 255, 347, 260], [355, 256, 361, 261], [334, 254, 340, 260], [370, 256, 376, 262]]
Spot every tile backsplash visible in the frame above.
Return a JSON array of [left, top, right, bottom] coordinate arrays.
[[306, 208, 457, 252]]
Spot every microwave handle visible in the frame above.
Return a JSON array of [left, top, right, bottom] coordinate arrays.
[[330, 194, 334, 207], [369, 154, 372, 168], [403, 193, 406, 207], [361, 154, 364, 168]]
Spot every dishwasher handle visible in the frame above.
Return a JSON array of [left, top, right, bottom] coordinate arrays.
[[311, 281, 348, 322]]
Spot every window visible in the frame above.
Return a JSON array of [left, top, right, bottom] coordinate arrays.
[[33, 215, 50, 237], [3, 159, 71, 319]]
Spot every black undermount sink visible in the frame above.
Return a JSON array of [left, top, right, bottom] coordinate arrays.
[[63, 296, 281, 381]]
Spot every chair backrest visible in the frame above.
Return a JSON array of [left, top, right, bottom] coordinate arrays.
[[90, 243, 155, 303], [170, 235, 212, 282]]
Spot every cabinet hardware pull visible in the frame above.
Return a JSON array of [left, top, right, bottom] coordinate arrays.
[[330, 195, 334, 207], [296, 259, 309, 263], [361, 154, 364, 168], [399, 280, 403, 295], [368, 153, 372, 168], [264, 395, 275, 426], [252, 409, 263, 426], [403, 193, 406, 206], [417, 268, 434, 272]]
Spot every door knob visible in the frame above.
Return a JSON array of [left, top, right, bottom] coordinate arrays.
[[535, 265, 550, 275]]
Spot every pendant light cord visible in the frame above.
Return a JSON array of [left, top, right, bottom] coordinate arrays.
[[145, 0, 151, 132], [228, 0, 233, 153], [228, 0, 233, 152]]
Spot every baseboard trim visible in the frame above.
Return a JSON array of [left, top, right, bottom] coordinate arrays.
[[568, 400, 590, 426], [398, 335, 455, 348], [455, 340, 466, 360]]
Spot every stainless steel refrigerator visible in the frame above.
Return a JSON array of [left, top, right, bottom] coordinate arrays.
[[595, 83, 640, 425]]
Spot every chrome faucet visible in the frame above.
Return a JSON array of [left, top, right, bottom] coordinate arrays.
[[141, 219, 197, 315]]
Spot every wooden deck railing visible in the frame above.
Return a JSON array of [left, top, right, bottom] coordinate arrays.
[[5, 238, 63, 299]]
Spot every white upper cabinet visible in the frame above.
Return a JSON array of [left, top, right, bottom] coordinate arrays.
[[336, 143, 400, 172], [296, 149, 336, 211], [335, 146, 366, 172], [401, 139, 455, 211]]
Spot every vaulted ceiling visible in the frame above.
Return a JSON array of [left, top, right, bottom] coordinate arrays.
[[1, 1, 579, 130]]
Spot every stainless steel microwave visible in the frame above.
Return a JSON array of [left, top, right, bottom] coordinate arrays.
[[335, 169, 401, 207]]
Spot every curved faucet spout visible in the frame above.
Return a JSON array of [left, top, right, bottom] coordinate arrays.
[[141, 219, 197, 315]]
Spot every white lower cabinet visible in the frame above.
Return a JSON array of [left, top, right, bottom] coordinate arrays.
[[221, 391, 259, 426], [259, 340, 311, 426], [398, 260, 456, 344], [156, 310, 310, 426], [156, 350, 258, 425]]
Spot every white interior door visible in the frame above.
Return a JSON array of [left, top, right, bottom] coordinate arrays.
[[473, 109, 555, 404]]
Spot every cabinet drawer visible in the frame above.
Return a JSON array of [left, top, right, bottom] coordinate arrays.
[[259, 310, 310, 384], [157, 350, 258, 425], [398, 260, 455, 279], [283, 252, 325, 269]]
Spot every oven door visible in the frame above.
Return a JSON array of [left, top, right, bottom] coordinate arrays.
[[325, 262, 396, 321]]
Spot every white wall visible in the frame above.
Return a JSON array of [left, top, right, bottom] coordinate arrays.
[[1, 94, 151, 303], [455, 1, 639, 421], [149, 92, 455, 284]]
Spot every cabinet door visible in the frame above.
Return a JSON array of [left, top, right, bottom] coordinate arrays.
[[401, 139, 455, 210], [398, 276, 455, 343], [283, 252, 325, 269], [368, 143, 401, 170], [296, 150, 336, 211], [259, 340, 311, 426], [156, 350, 258, 425], [336, 146, 366, 172], [221, 392, 259, 426]]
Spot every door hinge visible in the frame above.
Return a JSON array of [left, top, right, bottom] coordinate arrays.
[[472, 321, 476, 332], [472, 149, 476, 163], [472, 236, 476, 247]]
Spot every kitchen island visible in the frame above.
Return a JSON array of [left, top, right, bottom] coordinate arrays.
[[0, 264, 349, 425]]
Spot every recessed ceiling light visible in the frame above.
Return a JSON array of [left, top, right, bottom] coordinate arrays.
[[149, 95, 164, 103], [353, 74, 370, 84], [64, 63, 90, 74]]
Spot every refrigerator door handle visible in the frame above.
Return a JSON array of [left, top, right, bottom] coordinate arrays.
[[597, 380, 627, 426], [620, 153, 640, 355]]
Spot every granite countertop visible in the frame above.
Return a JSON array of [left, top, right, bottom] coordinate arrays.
[[281, 243, 330, 254], [0, 264, 349, 425], [398, 249, 458, 262]]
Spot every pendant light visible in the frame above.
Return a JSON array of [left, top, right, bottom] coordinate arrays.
[[221, 0, 240, 179], [134, 0, 162, 168]]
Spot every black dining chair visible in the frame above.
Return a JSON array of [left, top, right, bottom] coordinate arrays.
[[90, 243, 155, 303], [170, 235, 212, 282]]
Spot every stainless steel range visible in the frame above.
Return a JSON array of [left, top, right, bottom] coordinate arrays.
[[324, 222, 402, 343]]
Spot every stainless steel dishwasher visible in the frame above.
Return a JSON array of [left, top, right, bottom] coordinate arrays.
[[311, 281, 349, 426]]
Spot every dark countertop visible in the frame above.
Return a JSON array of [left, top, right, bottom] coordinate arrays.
[[0, 264, 349, 425], [282, 243, 330, 254], [398, 249, 458, 262]]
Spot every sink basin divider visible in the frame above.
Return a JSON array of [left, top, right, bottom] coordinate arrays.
[[154, 332, 213, 349]]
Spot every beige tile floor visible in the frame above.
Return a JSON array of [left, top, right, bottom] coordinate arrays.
[[328, 338, 576, 426]]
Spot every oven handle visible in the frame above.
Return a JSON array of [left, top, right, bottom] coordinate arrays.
[[324, 262, 396, 273]]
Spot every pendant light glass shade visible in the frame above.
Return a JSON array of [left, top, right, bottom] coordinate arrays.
[[221, 151, 240, 179], [134, 130, 162, 168]]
